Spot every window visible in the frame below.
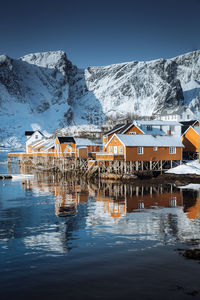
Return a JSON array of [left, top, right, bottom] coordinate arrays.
[[130, 132, 136, 134], [138, 146, 143, 154], [187, 115, 190, 119], [169, 147, 176, 154], [114, 146, 118, 154], [147, 125, 152, 131], [153, 146, 157, 151], [35, 135, 38, 139], [119, 146, 123, 154], [160, 125, 162, 131], [170, 197, 177, 207], [109, 146, 113, 153], [170, 125, 175, 132], [180, 115, 182, 119]]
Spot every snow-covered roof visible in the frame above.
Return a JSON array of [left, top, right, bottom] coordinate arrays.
[[104, 124, 126, 135], [57, 137, 75, 144], [32, 138, 49, 150], [140, 127, 166, 135], [116, 134, 183, 147], [28, 138, 45, 147], [136, 120, 182, 126], [75, 138, 102, 146], [41, 139, 55, 151]]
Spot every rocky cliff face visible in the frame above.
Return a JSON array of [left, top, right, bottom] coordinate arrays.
[[0, 50, 200, 147]]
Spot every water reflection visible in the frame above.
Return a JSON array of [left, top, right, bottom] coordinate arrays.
[[18, 172, 200, 245], [1, 168, 200, 257]]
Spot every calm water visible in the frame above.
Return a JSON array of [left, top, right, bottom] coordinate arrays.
[[0, 154, 200, 299]]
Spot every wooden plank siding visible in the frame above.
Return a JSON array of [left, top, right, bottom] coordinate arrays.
[[104, 134, 182, 162], [126, 146, 182, 161], [103, 124, 143, 151], [182, 127, 199, 153]]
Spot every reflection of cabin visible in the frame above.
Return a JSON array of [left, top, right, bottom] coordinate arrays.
[[182, 190, 200, 219], [98, 133, 183, 162], [95, 190, 126, 220], [126, 188, 182, 212]]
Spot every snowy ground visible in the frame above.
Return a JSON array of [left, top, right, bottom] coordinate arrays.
[[166, 160, 200, 175]]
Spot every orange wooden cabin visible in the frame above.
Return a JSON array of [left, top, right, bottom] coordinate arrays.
[[103, 122, 143, 151], [182, 126, 200, 154], [100, 133, 183, 162]]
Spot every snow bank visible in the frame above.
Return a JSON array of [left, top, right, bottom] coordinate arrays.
[[166, 160, 200, 175], [178, 183, 200, 190], [12, 174, 34, 181]]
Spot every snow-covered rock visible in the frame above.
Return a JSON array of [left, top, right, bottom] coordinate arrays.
[[0, 49, 200, 147], [166, 160, 200, 175]]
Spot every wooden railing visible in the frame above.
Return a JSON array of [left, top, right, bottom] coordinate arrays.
[[95, 152, 124, 160]]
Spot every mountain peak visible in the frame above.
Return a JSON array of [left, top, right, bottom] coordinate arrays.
[[19, 50, 69, 71]]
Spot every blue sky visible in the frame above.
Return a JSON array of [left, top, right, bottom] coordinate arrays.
[[1, 0, 200, 68]]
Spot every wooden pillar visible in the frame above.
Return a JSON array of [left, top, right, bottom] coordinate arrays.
[[136, 186, 139, 197], [170, 160, 173, 169]]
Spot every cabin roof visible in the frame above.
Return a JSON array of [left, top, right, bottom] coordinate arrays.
[[42, 139, 55, 151], [25, 131, 35, 136], [136, 120, 182, 126], [104, 124, 125, 135], [115, 134, 183, 147], [180, 120, 198, 126], [28, 138, 45, 147], [25, 130, 43, 136], [75, 138, 102, 146], [32, 139, 48, 150], [57, 137, 76, 144], [105, 120, 182, 137], [181, 125, 190, 135]]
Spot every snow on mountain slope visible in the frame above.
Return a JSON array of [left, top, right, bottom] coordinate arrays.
[[0, 51, 73, 147], [0, 50, 200, 147]]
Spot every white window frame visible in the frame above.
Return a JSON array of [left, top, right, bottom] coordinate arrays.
[[119, 146, 123, 154], [130, 132, 136, 135], [153, 146, 157, 151], [137, 146, 143, 154], [169, 146, 176, 154], [109, 146, 113, 153], [114, 146, 118, 154]]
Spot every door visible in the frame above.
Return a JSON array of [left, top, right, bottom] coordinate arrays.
[[114, 146, 118, 154]]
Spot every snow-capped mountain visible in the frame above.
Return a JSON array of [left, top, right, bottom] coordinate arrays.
[[0, 50, 200, 147]]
